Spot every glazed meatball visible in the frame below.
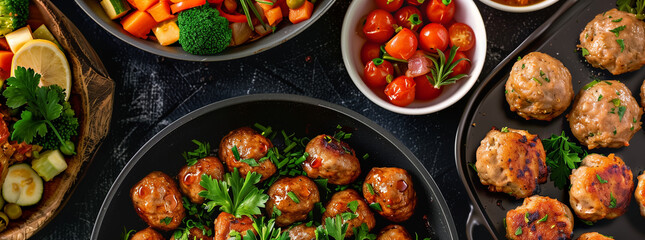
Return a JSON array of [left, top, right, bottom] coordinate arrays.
[[570, 154, 633, 222], [219, 127, 277, 181], [178, 156, 225, 204], [131, 171, 185, 231], [362, 167, 416, 222], [579, 9, 645, 75], [636, 172, 645, 217], [475, 128, 547, 199], [376, 225, 413, 240], [322, 189, 376, 237], [266, 176, 320, 226], [285, 224, 316, 240], [577, 232, 614, 240], [213, 212, 256, 240], [568, 80, 643, 149], [170, 226, 212, 240], [505, 196, 574, 240], [131, 228, 164, 240], [302, 135, 361, 185], [505, 52, 574, 121]]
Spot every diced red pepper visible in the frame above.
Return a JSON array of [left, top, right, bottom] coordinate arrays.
[[170, 0, 206, 14]]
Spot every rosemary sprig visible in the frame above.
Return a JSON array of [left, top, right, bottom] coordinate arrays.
[[426, 46, 469, 88]]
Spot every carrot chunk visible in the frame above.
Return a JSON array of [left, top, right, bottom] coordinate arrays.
[[288, 0, 313, 24], [121, 11, 157, 39]]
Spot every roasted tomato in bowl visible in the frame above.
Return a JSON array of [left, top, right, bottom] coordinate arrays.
[[341, 0, 486, 115]]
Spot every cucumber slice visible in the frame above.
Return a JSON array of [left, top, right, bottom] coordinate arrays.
[[101, 0, 131, 20], [32, 24, 62, 50], [31, 150, 67, 181], [2, 163, 43, 206]]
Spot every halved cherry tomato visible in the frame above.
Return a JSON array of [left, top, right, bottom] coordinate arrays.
[[449, 52, 471, 77], [363, 58, 394, 88], [425, 0, 454, 25], [385, 28, 418, 60], [394, 6, 423, 32], [363, 9, 395, 43], [375, 0, 404, 12], [385, 76, 416, 106], [361, 42, 382, 64], [419, 23, 448, 53], [406, 0, 425, 6], [449, 23, 475, 51], [414, 75, 442, 100], [170, 0, 206, 14]]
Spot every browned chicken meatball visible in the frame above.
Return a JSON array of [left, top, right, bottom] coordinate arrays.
[[178, 156, 225, 204], [505, 196, 574, 240], [302, 135, 361, 185], [266, 176, 320, 226], [635, 172, 645, 217], [577, 232, 614, 240], [568, 80, 643, 149], [131, 228, 165, 240], [475, 128, 547, 199], [131, 171, 185, 231], [579, 9, 645, 75], [505, 52, 574, 121], [376, 225, 413, 240], [362, 167, 416, 222], [285, 224, 316, 240], [170, 226, 212, 240], [219, 127, 277, 181], [570, 154, 633, 222], [213, 212, 256, 240], [322, 189, 376, 237]]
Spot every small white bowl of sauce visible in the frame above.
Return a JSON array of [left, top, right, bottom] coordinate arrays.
[[479, 0, 559, 12]]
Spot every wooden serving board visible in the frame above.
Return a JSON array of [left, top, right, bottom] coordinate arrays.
[[0, 0, 115, 239]]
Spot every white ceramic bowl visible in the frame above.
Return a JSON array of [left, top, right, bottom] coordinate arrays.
[[341, 0, 487, 115], [478, 0, 558, 13]]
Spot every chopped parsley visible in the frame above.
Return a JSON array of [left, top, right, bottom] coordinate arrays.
[[612, 17, 623, 22], [522, 63, 525, 69], [583, 80, 600, 90], [538, 214, 548, 223], [539, 70, 550, 82], [581, 219, 594, 226], [517, 56, 522, 61], [515, 226, 522, 236], [581, 48, 590, 57], [524, 212, 529, 223], [468, 163, 478, 172], [596, 174, 608, 183], [501, 127, 509, 133], [362, 153, 369, 160], [598, 94, 603, 101], [617, 39, 625, 52], [160, 217, 172, 225], [366, 183, 375, 195], [531, 77, 542, 85], [618, 106, 627, 121], [272, 205, 282, 217], [609, 25, 626, 37], [182, 140, 211, 166], [347, 200, 359, 213], [369, 202, 382, 211], [611, 98, 621, 107], [609, 192, 617, 208], [287, 191, 300, 203]]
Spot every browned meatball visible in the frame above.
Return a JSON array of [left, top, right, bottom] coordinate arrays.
[[266, 176, 320, 226], [170, 226, 212, 240], [641, 79, 645, 108], [219, 127, 276, 181], [131, 228, 165, 240], [178, 156, 225, 204], [213, 212, 256, 240], [505, 196, 574, 240], [635, 172, 645, 217], [475, 128, 547, 199], [570, 154, 633, 222], [302, 135, 361, 185], [131, 172, 185, 231], [362, 167, 416, 222], [376, 225, 413, 240], [579, 9, 645, 75], [505, 52, 574, 121], [285, 224, 316, 240], [568, 80, 643, 149], [577, 232, 614, 240], [322, 189, 375, 237]]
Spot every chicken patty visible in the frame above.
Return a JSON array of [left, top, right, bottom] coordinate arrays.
[[505, 196, 574, 240], [131, 171, 185, 231], [579, 9, 645, 75], [219, 127, 276, 181], [362, 167, 416, 222], [266, 176, 320, 226], [302, 135, 361, 185], [505, 52, 574, 121], [322, 189, 376, 237], [178, 156, 225, 204], [376, 225, 413, 240], [577, 232, 614, 240], [568, 80, 642, 149], [213, 212, 256, 240], [286, 224, 316, 240], [636, 172, 645, 217], [570, 154, 633, 222], [131, 228, 164, 240], [475, 128, 547, 198]]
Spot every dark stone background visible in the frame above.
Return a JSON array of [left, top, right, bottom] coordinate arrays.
[[35, 0, 564, 239]]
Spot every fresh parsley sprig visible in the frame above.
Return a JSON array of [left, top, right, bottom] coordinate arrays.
[[199, 168, 269, 218], [426, 46, 469, 88], [617, 0, 644, 19], [542, 131, 587, 190], [182, 140, 211, 166]]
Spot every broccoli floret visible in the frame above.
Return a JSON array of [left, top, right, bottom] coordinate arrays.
[[177, 5, 231, 55], [0, 0, 29, 36], [32, 101, 79, 151]]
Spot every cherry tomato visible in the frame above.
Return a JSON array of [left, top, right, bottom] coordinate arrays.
[[449, 52, 471, 78], [385, 28, 418, 60], [363, 58, 394, 88], [449, 23, 475, 51], [360, 42, 382, 64], [375, 0, 404, 12], [414, 75, 442, 100], [426, 0, 454, 25], [385, 76, 416, 106], [394, 6, 423, 32], [419, 23, 449, 53], [363, 9, 396, 43], [406, 0, 425, 6]]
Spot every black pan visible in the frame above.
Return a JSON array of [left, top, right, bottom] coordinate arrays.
[[456, 0, 645, 239], [91, 94, 458, 239]]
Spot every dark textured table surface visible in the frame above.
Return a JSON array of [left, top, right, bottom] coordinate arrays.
[[34, 0, 565, 239]]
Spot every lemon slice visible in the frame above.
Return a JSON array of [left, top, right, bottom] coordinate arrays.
[[11, 39, 71, 101]]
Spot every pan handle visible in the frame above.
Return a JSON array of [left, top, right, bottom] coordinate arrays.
[[466, 204, 497, 240]]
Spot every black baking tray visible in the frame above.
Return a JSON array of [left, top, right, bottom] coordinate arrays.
[[455, 0, 645, 239]]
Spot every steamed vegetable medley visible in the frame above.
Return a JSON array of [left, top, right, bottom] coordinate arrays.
[[101, 0, 317, 55], [360, 0, 476, 107]]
